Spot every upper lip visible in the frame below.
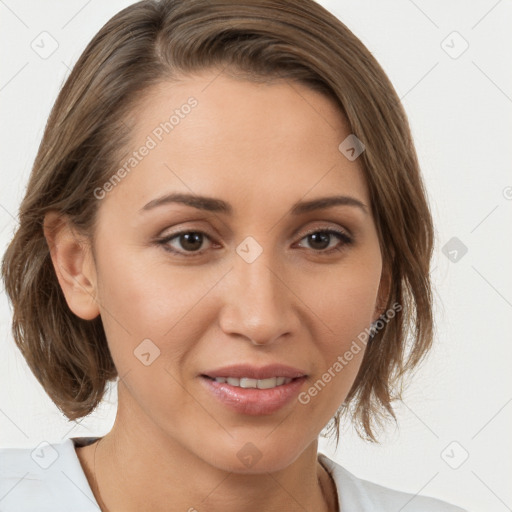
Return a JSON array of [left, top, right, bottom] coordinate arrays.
[[201, 364, 308, 380]]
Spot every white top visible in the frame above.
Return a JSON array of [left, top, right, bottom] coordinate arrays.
[[0, 437, 467, 511]]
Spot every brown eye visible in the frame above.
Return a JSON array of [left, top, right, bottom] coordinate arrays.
[[176, 232, 205, 252], [157, 231, 213, 256], [155, 227, 353, 258], [296, 229, 353, 254]]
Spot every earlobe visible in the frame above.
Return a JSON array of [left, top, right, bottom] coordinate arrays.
[[43, 211, 100, 321]]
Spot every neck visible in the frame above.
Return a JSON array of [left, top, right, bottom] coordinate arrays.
[[84, 389, 338, 512]]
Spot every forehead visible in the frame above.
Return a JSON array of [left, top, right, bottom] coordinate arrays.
[[101, 70, 370, 220]]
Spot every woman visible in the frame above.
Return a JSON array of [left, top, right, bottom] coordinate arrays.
[[0, 0, 466, 510]]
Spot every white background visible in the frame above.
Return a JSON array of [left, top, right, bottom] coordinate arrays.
[[1, 2, 511, 511]]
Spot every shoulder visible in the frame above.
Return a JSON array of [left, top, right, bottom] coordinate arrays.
[[0, 438, 99, 512], [318, 452, 468, 512]]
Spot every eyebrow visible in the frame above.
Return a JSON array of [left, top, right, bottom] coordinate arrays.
[[139, 192, 368, 215]]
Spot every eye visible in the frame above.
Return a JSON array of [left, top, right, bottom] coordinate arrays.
[[156, 230, 214, 256], [155, 227, 353, 258], [295, 228, 353, 254]]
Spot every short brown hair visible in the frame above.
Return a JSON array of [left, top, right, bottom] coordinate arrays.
[[1, 0, 434, 443]]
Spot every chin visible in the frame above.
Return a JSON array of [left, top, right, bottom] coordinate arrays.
[[200, 436, 307, 474]]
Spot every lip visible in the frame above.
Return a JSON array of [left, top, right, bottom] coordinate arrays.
[[201, 364, 308, 380], [199, 374, 308, 415]]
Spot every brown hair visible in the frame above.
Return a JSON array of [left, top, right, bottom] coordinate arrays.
[[1, 0, 433, 443]]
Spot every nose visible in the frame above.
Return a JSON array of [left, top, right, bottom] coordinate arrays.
[[218, 249, 299, 346]]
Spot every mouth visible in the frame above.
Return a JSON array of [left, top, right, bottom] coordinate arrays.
[[201, 374, 301, 389], [199, 374, 308, 415]]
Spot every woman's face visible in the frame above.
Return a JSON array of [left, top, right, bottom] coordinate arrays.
[[85, 70, 388, 472]]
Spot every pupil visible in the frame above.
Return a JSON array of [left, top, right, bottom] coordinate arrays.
[[309, 232, 330, 250], [181, 232, 203, 251]]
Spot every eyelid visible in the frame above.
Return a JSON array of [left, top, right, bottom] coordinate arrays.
[[155, 222, 354, 257], [298, 225, 351, 240]]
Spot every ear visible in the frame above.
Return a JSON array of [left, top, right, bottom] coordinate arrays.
[[43, 211, 100, 321], [373, 261, 392, 322]]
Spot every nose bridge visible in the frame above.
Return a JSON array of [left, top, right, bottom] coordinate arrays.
[[219, 244, 295, 345]]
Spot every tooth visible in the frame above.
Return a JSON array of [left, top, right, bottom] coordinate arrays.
[[216, 376, 293, 388], [240, 378, 258, 388], [257, 377, 278, 389]]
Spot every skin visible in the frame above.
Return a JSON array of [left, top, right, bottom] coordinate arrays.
[[44, 69, 390, 512]]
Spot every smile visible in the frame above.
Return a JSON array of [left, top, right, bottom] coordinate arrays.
[[207, 376, 293, 389], [200, 375, 307, 415]]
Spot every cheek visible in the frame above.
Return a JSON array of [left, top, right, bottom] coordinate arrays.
[[94, 251, 209, 426], [94, 248, 204, 373], [296, 276, 378, 421], [303, 252, 382, 393], [309, 256, 382, 340], [97, 243, 213, 333]]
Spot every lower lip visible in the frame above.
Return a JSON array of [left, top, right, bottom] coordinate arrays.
[[199, 376, 307, 415]]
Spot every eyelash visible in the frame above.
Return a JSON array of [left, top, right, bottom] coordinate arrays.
[[154, 227, 353, 258]]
